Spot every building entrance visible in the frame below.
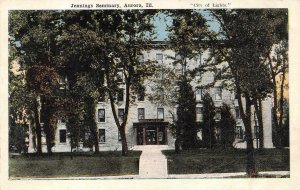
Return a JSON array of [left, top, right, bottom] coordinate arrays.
[[134, 120, 169, 145]]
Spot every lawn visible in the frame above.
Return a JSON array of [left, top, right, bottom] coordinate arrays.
[[9, 151, 141, 178], [163, 148, 289, 174]]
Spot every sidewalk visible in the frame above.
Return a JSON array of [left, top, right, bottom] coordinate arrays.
[[167, 171, 290, 179], [14, 170, 289, 180], [134, 145, 171, 178]]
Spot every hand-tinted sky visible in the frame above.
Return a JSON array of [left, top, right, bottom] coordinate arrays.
[[153, 10, 220, 41]]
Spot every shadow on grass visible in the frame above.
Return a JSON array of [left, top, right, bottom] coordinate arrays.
[[162, 148, 289, 175], [9, 151, 142, 178]]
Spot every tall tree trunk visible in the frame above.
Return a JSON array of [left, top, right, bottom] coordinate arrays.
[[254, 98, 264, 149], [86, 97, 99, 153], [120, 127, 128, 156], [45, 124, 53, 155], [244, 95, 256, 176], [268, 55, 281, 148], [278, 67, 286, 143], [236, 91, 256, 176], [33, 97, 42, 154], [105, 66, 129, 156], [227, 56, 257, 176], [41, 96, 55, 155]]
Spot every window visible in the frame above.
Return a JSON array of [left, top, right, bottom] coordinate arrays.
[[117, 88, 124, 102], [157, 108, 164, 120], [195, 87, 202, 101], [175, 68, 182, 76], [194, 53, 202, 64], [254, 111, 258, 121], [138, 108, 145, 120], [236, 126, 243, 139], [235, 107, 241, 119], [215, 110, 221, 121], [157, 68, 164, 79], [118, 109, 124, 123], [175, 53, 181, 60], [59, 76, 67, 90], [231, 92, 236, 100], [98, 109, 105, 122], [215, 87, 222, 100], [138, 54, 144, 62], [118, 131, 122, 141], [84, 131, 90, 141], [59, 129, 66, 143], [156, 53, 163, 61], [215, 68, 222, 80], [196, 107, 203, 122], [116, 70, 123, 82], [99, 129, 105, 143], [60, 116, 66, 124]]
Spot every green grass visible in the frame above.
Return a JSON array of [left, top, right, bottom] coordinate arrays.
[[163, 148, 289, 175], [9, 151, 141, 178]]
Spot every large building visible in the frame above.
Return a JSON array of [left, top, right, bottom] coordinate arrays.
[[27, 46, 274, 153]]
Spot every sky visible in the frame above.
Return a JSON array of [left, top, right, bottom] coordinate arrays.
[[153, 10, 220, 41]]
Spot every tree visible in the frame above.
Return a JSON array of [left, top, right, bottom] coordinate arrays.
[[58, 10, 158, 156], [219, 103, 235, 149], [202, 93, 216, 149], [8, 65, 33, 153], [209, 9, 287, 176], [9, 11, 63, 154], [167, 10, 211, 76], [57, 10, 111, 153], [175, 77, 198, 152], [268, 40, 288, 148], [101, 10, 157, 156]]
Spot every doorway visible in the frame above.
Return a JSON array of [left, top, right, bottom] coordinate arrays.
[[146, 129, 157, 144]]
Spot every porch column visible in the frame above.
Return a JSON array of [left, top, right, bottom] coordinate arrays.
[[165, 126, 168, 145], [134, 127, 137, 145], [156, 126, 159, 145], [143, 127, 146, 145]]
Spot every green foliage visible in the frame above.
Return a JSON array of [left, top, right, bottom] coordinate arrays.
[[56, 10, 159, 155], [9, 65, 33, 154], [208, 9, 288, 176], [167, 10, 211, 66], [83, 97, 99, 152], [148, 65, 179, 107], [202, 93, 216, 149], [9, 122, 28, 153], [9, 10, 64, 154], [175, 77, 198, 149], [219, 103, 236, 148]]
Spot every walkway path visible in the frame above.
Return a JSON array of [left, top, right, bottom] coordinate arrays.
[[133, 145, 172, 178]]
